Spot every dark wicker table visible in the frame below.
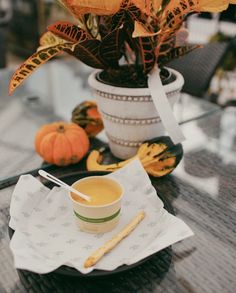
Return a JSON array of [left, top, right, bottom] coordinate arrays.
[[0, 63, 236, 292]]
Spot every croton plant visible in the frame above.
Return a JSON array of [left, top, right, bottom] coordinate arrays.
[[9, 0, 236, 93]]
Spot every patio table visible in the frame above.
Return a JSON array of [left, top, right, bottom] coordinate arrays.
[[0, 59, 220, 182], [0, 60, 235, 292]]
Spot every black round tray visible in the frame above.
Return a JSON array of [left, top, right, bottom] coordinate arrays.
[[9, 170, 175, 279]]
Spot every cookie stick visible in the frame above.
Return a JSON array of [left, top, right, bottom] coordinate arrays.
[[84, 211, 145, 268]]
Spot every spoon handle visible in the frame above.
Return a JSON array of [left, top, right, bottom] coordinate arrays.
[[39, 170, 68, 188], [38, 170, 91, 202]]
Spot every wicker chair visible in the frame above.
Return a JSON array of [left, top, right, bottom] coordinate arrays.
[[167, 41, 232, 98]]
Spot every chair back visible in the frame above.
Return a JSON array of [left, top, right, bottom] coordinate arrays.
[[168, 41, 231, 98]]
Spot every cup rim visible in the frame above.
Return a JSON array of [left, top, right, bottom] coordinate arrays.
[[69, 176, 124, 208]]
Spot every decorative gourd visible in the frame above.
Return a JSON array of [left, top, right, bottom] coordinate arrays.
[[35, 122, 89, 166], [71, 101, 103, 137], [87, 137, 183, 177]]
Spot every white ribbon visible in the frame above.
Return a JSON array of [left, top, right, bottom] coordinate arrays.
[[148, 66, 185, 144]]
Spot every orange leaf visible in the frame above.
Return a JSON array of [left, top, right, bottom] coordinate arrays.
[[197, 0, 235, 12], [60, 0, 122, 16], [47, 21, 92, 43], [132, 0, 163, 15], [9, 25, 93, 95], [9, 42, 73, 95], [132, 21, 160, 38]]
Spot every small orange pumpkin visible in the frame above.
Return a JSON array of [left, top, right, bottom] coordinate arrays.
[[35, 121, 90, 166]]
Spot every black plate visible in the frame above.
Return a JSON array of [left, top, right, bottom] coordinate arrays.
[[9, 170, 174, 278]]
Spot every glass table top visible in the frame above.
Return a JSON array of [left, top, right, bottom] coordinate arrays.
[[0, 108, 236, 292], [0, 58, 220, 181], [1, 57, 235, 292]]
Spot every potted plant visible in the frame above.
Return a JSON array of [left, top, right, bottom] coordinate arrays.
[[9, 0, 236, 158]]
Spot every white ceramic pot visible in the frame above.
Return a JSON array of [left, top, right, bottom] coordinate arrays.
[[88, 68, 184, 159]]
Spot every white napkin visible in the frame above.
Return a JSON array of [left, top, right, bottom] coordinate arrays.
[[9, 160, 194, 274]]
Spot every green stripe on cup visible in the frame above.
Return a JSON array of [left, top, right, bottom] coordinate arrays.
[[74, 209, 121, 223]]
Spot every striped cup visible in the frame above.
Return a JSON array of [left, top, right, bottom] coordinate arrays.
[[69, 176, 124, 234]]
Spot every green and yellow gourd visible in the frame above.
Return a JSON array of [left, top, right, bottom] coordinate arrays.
[[87, 137, 183, 177], [71, 101, 104, 137]]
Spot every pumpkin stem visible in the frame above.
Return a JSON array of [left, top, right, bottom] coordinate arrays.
[[57, 125, 65, 133]]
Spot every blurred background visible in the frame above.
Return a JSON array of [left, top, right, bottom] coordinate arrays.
[[0, 0, 236, 115]]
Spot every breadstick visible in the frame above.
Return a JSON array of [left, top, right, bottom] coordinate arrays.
[[84, 211, 145, 268]]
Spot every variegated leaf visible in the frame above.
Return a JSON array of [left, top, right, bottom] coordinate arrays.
[[9, 22, 94, 95], [59, 0, 122, 16], [85, 14, 100, 38], [67, 39, 106, 69], [158, 36, 176, 58], [156, 0, 192, 61], [99, 28, 123, 67], [123, 27, 140, 63], [47, 21, 91, 43], [39, 31, 69, 48], [161, 0, 196, 30], [107, 0, 137, 31], [132, 21, 160, 38], [97, 16, 113, 38], [126, 2, 142, 23], [110, 8, 125, 31], [138, 37, 156, 74], [161, 0, 171, 10], [159, 44, 201, 65], [9, 43, 73, 95]]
